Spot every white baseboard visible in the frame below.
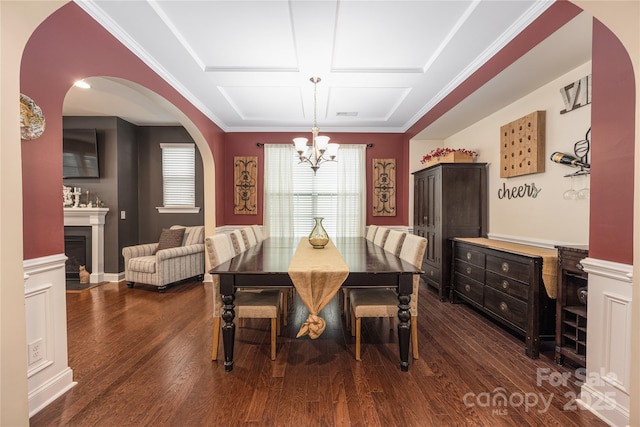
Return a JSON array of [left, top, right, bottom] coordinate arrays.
[[104, 272, 124, 282], [578, 383, 630, 427], [28, 368, 76, 418]]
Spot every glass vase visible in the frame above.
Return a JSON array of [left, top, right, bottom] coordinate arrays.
[[308, 217, 329, 249]]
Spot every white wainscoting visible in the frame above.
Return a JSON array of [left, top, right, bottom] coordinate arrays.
[[24, 254, 76, 417], [579, 257, 633, 427]]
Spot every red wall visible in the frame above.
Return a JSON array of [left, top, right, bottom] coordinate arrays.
[[20, 3, 225, 260], [589, 19, 635, 264], [224, 132, 408, 226], [19, 2, 636, 267]]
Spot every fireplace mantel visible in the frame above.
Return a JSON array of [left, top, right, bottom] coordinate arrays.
[[64, 208, 109, 283]]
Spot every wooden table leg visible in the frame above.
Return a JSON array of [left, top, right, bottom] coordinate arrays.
[[220, 278, 236, 372], [397, 275, 412, 371]]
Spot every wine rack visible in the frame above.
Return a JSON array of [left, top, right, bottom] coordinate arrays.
[[555, 245, 589, 367]]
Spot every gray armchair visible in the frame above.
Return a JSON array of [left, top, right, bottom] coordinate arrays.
[[122, 225, 205, 292]]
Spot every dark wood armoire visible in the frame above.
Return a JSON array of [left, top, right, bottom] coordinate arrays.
[[413, 162, 487, 300]]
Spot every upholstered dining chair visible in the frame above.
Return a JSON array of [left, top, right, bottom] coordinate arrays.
[[229, 229, 246, 255], [342, 229, 404, 329], [383, 230, 406, 256], [229, 228, 290, 325], [349, 233, 427, 361], [251, 224, 264, 242], [241, 227, 258, 248], [373, 226, 390, 247], [205, 234, 282, 361], [366, 225, 378, 241]]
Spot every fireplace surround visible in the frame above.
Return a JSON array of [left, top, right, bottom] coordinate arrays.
[[63, 207, 109, 283]]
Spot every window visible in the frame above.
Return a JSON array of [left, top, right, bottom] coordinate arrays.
[[157, 143, 200, 213], [264, 144, 365, 238]]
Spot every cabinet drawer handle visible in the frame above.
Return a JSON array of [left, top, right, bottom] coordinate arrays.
[[466, 252, 472, 260], [466, 267, 472, 275], [500, 301, 508, 312], [501, 262, 510, 273], [576, 262, 584, 271], [501, 280, 509, 290], [464, 284, 471, 292]]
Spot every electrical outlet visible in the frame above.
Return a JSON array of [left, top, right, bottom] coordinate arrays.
[[28, 338, 43, 365], [120, 210, 126, 220]]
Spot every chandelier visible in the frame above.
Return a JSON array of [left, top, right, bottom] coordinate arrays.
[[293, 77, 339, 174]]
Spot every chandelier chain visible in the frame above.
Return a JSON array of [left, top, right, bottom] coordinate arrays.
[[293, 76, 338, 174], [313, 77, 318, 130]]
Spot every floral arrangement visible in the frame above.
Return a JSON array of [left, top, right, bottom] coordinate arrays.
[[420, 147, 478, 164]]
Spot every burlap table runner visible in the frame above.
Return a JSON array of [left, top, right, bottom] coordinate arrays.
[[288, 238, 349, 339], [455, 237, 558, 298]]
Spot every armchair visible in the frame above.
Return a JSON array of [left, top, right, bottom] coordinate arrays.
[[122, 225, 205, 292]]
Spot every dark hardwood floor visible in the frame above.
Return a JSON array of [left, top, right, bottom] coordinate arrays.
[[30, 280, 606, 426]]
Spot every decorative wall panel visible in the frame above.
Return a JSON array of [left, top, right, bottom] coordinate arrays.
[[580, 257, 633, 427], [500, 111, 546, 178], [234, 156, 257, 215], [372, 158, 396, 217]]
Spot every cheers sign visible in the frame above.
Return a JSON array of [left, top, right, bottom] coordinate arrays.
[[498, 182, 542, 200]]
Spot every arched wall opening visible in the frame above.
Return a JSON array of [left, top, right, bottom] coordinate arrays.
[[16, 1, 224, 418], [2, 0, 638, 424], [61, 76, 216, 274], [62, 75, 217, 233], [20, 2, 224, 263]]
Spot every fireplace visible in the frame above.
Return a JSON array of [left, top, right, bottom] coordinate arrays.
[[63, 207, 109, 283], [64, 227, 92, 280]]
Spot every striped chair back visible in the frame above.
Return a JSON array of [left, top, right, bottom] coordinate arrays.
[[251, 225, 264, 242], [383, 230, 406, 256], [373, 227, 390, 247], [229, 229, 246, 255], [241, 227, 258, 248], [366, 225, 378, 241]]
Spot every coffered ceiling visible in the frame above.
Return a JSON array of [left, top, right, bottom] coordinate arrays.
[[66, 1, 592, 139]]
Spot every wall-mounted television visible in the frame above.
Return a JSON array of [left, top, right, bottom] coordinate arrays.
[[63, 128, 100, 178]]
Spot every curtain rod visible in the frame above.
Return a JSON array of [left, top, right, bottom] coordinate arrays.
[[256, 143, 373, 148]]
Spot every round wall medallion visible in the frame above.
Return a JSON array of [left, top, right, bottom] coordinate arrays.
[[20, 93, 46, 140]]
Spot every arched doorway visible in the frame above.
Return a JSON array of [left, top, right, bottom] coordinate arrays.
[[15, 1, 222, 420], [2, 1, 638, 425]]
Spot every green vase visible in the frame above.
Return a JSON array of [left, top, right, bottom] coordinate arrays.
[[308, 217, 329, 249]]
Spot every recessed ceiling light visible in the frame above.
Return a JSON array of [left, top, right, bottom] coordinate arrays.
[[73, 80, 91, 89]]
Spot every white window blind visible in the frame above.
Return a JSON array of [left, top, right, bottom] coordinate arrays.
[[160, 143, 195, 207], [264, 144, 365, 238]]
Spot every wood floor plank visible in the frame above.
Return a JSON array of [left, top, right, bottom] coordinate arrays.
[[30, 280, 608, 427]]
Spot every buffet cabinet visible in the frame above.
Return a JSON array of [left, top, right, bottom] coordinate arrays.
[[555, 245, 589, 367], [413, 163, 487, 300], [451, 238, 556, 359]]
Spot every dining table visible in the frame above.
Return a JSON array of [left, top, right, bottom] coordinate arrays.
[[209, 236, 421, 372]]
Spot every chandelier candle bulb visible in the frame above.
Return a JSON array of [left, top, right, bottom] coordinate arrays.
[[315, 135, 329, 151], [326, 143, 339, 159], [294, 138, 308, 154]]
